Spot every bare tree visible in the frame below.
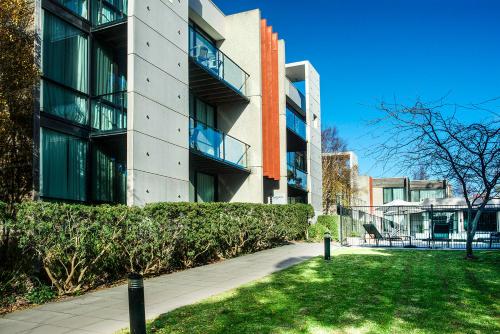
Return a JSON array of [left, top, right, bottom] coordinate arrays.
[[322, 127, 359, 213], [322, 126, 347, 153], [412, 165, 429, 180], [371, 99, 499, 258]]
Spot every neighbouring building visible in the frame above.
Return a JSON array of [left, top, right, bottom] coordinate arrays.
[[33, 0, 322, 213]]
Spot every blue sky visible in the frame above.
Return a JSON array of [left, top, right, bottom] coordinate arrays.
[[214, 0, 500, 177]]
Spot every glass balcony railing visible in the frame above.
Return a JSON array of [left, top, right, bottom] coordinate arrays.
[[287, 164, 307, 191], [189, 27, 249, 96], [91, 91, 127, 133], [92, 0, 127, 27], [189, 117, 249, 169], [286, 108, 306, 140], [287, 79, 306, 111], [287, 152, 307, 191]]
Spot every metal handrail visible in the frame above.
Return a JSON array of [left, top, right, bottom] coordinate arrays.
[[189, 117, 250, 168], [189, 27, 249, 94]]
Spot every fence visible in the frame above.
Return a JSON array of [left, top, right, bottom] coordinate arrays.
[[337, 205, 500, 249]]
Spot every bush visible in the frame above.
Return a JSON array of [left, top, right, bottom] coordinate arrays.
[[308, 215, 339, 242], [12, 201, 313, 296]]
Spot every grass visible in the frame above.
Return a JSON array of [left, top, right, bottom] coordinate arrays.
[[129, 249, 500, 334]]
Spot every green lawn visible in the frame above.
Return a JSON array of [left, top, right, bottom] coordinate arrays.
[[142, 249, 500, 334]]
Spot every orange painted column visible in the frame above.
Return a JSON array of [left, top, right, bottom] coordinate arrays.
[[260, 19, 280, 181]]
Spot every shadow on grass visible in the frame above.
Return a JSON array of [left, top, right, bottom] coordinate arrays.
[[148, 249, 500, 334]]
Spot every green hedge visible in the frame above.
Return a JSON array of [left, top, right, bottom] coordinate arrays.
[[11, 201, 313, 295], [308, 215, 339, 242]]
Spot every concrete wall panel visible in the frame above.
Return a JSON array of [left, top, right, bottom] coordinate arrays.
[[130, 17, 188, 84], [188, 0, 226, 40], [128, 0, 189, 206], [131, 131, 188, 180], [129, 55, 188, 115], [128, 92, 188, 148], [130, 0, 188, 51], [129, 170, 189, 206]]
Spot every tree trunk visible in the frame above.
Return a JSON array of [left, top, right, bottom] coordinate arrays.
[[465, 208, 483, 259]]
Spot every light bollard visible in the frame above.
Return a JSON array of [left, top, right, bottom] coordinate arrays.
[[128, 273, 146, 334], [324, 231, 331, 260]]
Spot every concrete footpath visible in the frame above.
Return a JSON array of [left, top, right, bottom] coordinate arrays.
[[0, 242, 323, 334]]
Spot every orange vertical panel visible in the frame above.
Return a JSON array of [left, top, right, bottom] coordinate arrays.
[[261, 20, 280, 181], [266, 25, 273, 178], [271, 32, 280, 179], [260, 20, 269, 177]]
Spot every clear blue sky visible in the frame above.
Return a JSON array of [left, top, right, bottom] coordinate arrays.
[[214, 0, 500, 177]]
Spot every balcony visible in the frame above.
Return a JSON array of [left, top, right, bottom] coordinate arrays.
[[189, 27, 249, 105], [287, 164, 307, 191], [189, 118, 250, 173], [91, 91, 127, 136], [92, 0, 127, 28], [286, 108, 306, 140], [286, 79, 306, 111], [287, 152, 307, 191]]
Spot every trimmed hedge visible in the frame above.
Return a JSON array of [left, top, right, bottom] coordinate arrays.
[[11, 201, 313, 295], [308, 215, 339, 242]]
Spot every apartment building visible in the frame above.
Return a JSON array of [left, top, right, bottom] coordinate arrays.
[[322, 152, 452, 208], [33, 0, 322, 213]]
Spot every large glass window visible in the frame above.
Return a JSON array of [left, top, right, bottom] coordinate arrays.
[[91, 40, 127, 132], [464, 211, 498, 232], [40, 128, 88, 201], [42, 80, 89, 125], [383, 187, 405, 204], [42, 11, 89, 124], [55, 0, 88, 19], [189, 94, 215, 127], [92, 145, 126, 203], [196, 172, 215, 203], [92, 0, 128, 27], [411, 189, 445, 202]]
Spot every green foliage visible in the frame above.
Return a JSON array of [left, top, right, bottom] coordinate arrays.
[[308, 215, 339, 242], [25, 284, 56, 305], [11, 201, 313, 296]]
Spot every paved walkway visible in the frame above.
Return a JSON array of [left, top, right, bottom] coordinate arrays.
[[0, 242, 323, 334]]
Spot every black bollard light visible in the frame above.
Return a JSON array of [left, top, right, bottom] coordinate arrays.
[[128, 273, 146, 334], [324, 231, 331, 260]]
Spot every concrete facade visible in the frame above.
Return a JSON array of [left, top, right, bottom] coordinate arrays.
[[127, 0, 190, 206], [35, 0, 323, 211]]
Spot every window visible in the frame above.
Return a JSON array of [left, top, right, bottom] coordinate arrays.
[[196, 172, 216, 203], [411, 189, 445, 202], [383, 187, 405, 204], [42, 11, 89, 125], [464, 211, 498, 232], [92, 144, 126, 204], [189, 94, 215, 127], [40, 128, 88, 201], [55, 0, 88, 19], [42, 80, 89, 125]]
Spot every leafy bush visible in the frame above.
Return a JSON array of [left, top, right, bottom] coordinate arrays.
[[25, 284, 56, 305], [308, 215, 339, 242], [12, 201, 313, 296]]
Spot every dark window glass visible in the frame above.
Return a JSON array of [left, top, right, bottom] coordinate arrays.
[[464, 211, 497, 232], [55, 0, 88, 18], [42, 11, 88, 93], [196, 172, 215, 202], [42, 11, 89, 125], [40, 128, 88, 201]]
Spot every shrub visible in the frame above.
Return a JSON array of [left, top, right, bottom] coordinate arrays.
[[308, 215, 339, 242], [12, 201, 313, 296]]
